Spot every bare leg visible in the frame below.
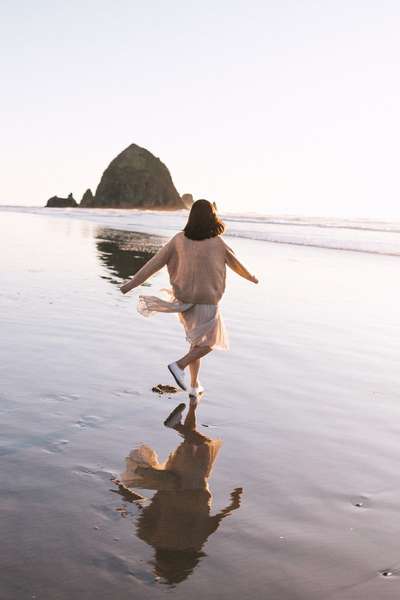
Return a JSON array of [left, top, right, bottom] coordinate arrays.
[[189, 359, 201, 388], [176, 345, 212, 388]]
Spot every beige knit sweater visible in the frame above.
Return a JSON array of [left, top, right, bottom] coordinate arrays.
[[121, 232, 258, 304]]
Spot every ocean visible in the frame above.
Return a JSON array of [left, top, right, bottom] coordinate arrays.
[[1, 205, 400, 256]]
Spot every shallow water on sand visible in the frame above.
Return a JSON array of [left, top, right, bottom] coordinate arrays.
[[1, 211, 400, 599]]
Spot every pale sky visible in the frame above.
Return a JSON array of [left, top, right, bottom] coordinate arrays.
[[1, 0, 399, 218]]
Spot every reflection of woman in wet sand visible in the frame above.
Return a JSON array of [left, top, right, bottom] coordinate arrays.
[[120, 200, 258, 395], [117, 402, 243, 585]]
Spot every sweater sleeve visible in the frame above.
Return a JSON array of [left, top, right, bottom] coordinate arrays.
[[224, 242, 258, 283], [120, 239, 172, 294]]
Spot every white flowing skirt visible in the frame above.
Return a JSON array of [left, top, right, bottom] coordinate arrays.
[[137, 289, 229, 351]]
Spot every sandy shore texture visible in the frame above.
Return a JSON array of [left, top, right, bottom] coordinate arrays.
[[1, 210, 400, 600]]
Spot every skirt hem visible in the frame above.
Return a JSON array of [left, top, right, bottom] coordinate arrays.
[[137, 290, 229, 351]]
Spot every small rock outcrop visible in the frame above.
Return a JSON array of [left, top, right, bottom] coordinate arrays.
[[181, 193, 194, 209], [81, 144, 186, 210], [80, 189, 94, 207], [46, 193, 77, 208]]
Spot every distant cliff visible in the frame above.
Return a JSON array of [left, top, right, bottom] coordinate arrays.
[[80, 144, 187, 210]]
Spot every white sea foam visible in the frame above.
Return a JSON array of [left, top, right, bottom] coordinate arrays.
[[1, 205, 400, 256]]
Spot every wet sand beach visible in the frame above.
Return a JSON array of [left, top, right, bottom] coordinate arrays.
[[1, 210, 400, 599]]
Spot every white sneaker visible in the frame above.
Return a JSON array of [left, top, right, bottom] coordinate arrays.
[[164, 403, 186, 428], [168, 362, 187, 390], [189, 384, 204, 397]]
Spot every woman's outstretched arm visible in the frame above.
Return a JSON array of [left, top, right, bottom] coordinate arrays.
[[224, 244, 258, 284], [120, 240, 171, 294]]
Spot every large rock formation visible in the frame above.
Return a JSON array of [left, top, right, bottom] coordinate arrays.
[[46, 193, 77, 208], [80, 144, 186, 210]]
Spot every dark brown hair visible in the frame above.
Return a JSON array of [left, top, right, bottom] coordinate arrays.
[[183, 199, 226, 240]]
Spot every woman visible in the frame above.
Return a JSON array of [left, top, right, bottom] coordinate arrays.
[[120, 200, 258, 395]]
